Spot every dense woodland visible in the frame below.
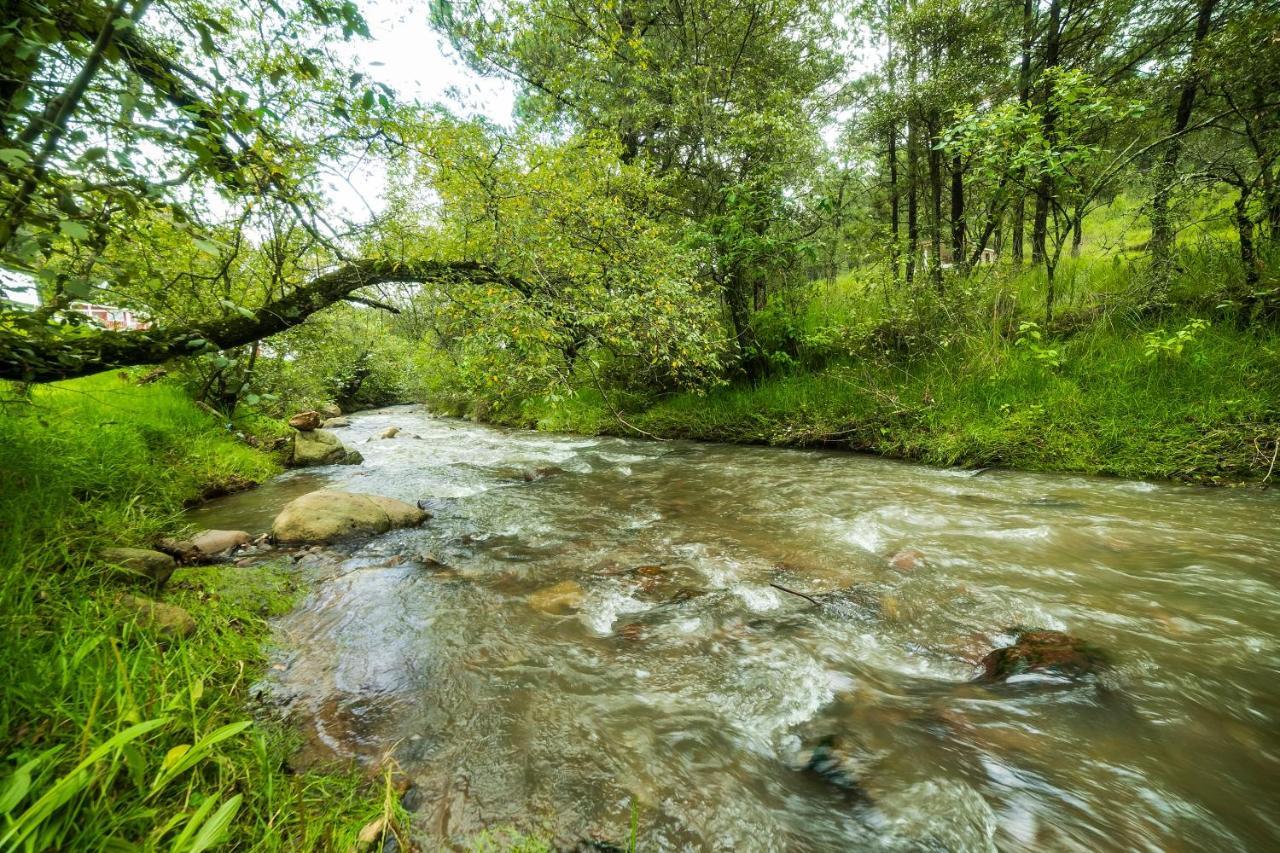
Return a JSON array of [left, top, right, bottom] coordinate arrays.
[[1, 0, 1279, 847]]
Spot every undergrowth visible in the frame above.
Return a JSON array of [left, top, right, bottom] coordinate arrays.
[[453, 248, 1280, 485], [0, 374, 402, 850]]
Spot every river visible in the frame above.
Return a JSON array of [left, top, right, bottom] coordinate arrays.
[[190, 404, 1280, 851]]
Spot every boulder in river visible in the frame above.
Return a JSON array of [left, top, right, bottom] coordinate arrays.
[[102, 547, 176, 585], [521, 464, 564, 482], [977, 629, 1110, 683], [272, 489, 428, 544], [319, 402, 342, 419], [189, 529, 250, 557], [322, 416, 350, 428], [289, 410, 322, 431], [528, 580, 585, 614], [379, 426, 400, 439], [291, 428, 363, 467], [118, 594, 196, 637]]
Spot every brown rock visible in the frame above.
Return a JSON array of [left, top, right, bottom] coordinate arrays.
[[378, 426, 400, 439], [190, 529, 250, 557], [978, 630, 1110, 683], [289, 411, 322, 431]]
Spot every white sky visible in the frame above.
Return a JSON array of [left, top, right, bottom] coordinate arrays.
[[323, 0, 518, 221]]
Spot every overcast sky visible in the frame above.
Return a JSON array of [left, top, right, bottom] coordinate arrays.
[[324, 0, 518, 221]]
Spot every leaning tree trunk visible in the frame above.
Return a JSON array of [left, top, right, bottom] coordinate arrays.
[[0, 259, 538, 383]]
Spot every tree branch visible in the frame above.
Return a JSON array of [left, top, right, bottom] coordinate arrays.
[[0, 258, 529, 383]]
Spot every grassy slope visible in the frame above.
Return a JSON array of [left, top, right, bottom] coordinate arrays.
[[0, 374, 402, 850], [487, 235, 1280, 484]]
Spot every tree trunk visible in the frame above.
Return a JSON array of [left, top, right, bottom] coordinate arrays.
[[1011, 0, 1034, 267], [950, 153, 965, 272], [0, 259, 533, 383], [1071, 214, 1083, 257], [1237, 185, 1258, 293], [726, 266, 765, 381], [1033, 0, 1062, 281], [889, 127, 900, 283], [1149, 0, 1219, 292], [906, 119, 919, 287], [929, 128, 944, 292]]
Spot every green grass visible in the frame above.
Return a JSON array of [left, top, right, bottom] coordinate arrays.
[[0, 374, 405, 850], [463, 245, 1280, 485]]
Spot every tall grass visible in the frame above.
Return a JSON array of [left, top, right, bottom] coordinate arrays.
[[0, 374, 398, 849]]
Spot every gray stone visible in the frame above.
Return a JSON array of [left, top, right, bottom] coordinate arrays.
[[291, 428, 363, 467]]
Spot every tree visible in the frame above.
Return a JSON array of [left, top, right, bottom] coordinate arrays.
[[434, 0, 847, 378], [0, 0, 504, 383]]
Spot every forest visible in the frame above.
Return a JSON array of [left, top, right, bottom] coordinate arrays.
[[1, 0, 1279, 847]]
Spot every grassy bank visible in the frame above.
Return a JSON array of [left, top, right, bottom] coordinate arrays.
[[437, 253, 1280, 485], [0, 374, 400, 849]]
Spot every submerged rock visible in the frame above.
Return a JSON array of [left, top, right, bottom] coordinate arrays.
[[289, 410, 322, 431], [889, 548, 925, 572], [272, 490, 428, 544], [528, 580, 585, 614], [102, 547, 176, 585], [118, 594, 196, 637], [801, 734, 872, 796], [977, 629, 1110, 683], [521, 464, 564, 482], [291, 428, 363, 467]]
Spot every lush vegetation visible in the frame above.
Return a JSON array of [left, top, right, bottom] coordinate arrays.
[[0, 375, 419, 849], [0, 0, 1278, 846]]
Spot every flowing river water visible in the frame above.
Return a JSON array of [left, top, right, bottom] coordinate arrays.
[[191, 405, 1280, 851]]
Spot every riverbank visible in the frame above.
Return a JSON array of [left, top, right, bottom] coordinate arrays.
[[435, 306, 1280, 486], [0, 375, 399, 849]]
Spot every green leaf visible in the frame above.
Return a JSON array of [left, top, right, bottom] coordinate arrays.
[[0, 148, 31, 168], [187, 794, 243, 853], [193, 237, 222, 256], [58, 220, 90, 240]]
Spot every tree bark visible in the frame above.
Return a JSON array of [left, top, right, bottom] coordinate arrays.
[[1149, 0, 1219, 291], [950, 152, 965, 272], [929, 137, 944, 291], [906, 119, 919, 287], [1011, 0, 1034, 266], [0, 259, 530, 383], [1032, 0, 1062, 271]]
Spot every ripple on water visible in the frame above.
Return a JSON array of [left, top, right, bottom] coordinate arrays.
[[190, 405, 1280, 850]]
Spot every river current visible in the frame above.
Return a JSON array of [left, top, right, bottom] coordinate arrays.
[[191, 405, 1280, 851]]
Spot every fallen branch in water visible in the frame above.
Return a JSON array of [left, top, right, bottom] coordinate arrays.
[[768, 582, 821, 607]]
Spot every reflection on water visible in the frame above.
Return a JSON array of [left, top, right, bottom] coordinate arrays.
[[195, 405, 1280, 851]]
